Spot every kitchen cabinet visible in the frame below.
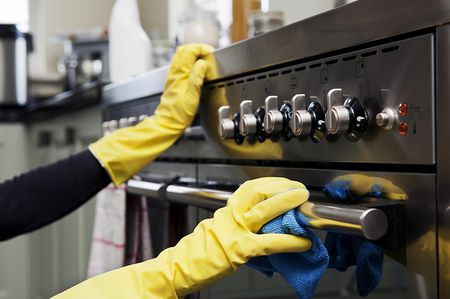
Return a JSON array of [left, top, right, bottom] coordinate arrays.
[[0, 106, 102, 299]]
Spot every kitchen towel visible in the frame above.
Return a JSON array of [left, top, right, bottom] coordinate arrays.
[[87, 181, 153, 278], [87, 184, 126, 278], [124, 192, 153, 265]]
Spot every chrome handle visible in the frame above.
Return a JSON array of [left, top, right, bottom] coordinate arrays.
[[127, 180, 388, 240]]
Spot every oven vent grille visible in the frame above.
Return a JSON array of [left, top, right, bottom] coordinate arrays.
[[208, 43, 400, 90], [381, 45, 400, 53]]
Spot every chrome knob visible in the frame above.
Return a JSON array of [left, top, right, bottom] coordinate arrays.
[[108, 120, 118, 131], [119, 118, 130, 128], [102, 122, 110, 135], [291, 94, 312, 137], [376, 108, 397, 130], [218, 106, 235, 139], [239, 100, 257, 136], [138, 114, 149, 122], [326, 88, 351, 134], [128, 116, 138, 126], [264, 95, 284, 134]]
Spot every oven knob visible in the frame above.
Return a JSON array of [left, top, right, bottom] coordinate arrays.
[[264, 95, 284, 134], [290, 94, 312, 137], [138, 114, 149, 122], [218, 106, 235, 139], [119, 118, 129, 128], [102, 122, 110, 135], [128, 116, 138, 126], [376, 108, 397, 131], [108, 120, 119, 131], [325, 88, 351, 135], [239, 100, 257, 136]]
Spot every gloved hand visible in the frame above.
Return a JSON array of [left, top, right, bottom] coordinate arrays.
[[324, 174, 407, 202], [90, 44, 214, 186], [53, 177, 311, 299]]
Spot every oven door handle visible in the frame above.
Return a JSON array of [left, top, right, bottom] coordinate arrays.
[[127, 179, 389, 241]]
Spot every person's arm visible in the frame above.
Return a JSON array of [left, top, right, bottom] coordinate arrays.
[[53, 178, 312, 299], [0, 149, 110, 241]]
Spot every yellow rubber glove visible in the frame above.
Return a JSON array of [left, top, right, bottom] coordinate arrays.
[[90, 44, 214, 186], [330, 174, 407, 200], [53, 177, 311, 299]]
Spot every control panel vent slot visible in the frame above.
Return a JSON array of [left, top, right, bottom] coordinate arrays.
[[361, 50, 377, 57], [281, 69, 292, 74], [226, 82, 234, 86], [236, 80, 244, 84], [246, 77, 255, 82], [381, 45, 400, 53], [309, 63, 322, 69], [342, 55, 357, 61], [209, 86, 216, 90], [295, 66, 306, 72], [268, 72, 279, 77], [325, 59, 339, 65], [257, 75, 267, 80], [217, 84, 225, 88]]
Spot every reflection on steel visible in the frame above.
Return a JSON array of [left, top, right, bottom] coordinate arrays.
[[127, 179, 164, 198], [127, 179, 388, 240], [298, 202, 388, 240]]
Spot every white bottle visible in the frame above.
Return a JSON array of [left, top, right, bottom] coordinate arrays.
[[109, 0, 153, 82]]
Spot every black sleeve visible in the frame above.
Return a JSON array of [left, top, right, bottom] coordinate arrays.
[[0, 149, 111, 241]]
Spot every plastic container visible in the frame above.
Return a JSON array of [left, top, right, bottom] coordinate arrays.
[[109, 0, 153, 82]]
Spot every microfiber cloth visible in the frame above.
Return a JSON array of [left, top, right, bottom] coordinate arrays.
[[246, 210, 329, 299], [323, 181, 384, 297], [247, 181, 384, 298]]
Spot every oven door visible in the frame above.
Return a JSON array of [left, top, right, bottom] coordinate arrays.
[[129, 163, 436, 299], [193, 165, 436, 299]]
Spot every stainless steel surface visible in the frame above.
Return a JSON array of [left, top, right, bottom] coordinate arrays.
[[264, 95, 283, 134], [127, 179, 388, 240], [210, 0, 450, 79], [102, 66, 168, 105], [197, 164, 437, 299], [0, 35, 28, 105], [239, 100, 257, 136], [127, 179, 164, 198], [199, 34, 434, 164], [218, 106, 234, 139], [298, 201, 388, 241], [437, 24, 450, 299], [291, 94, 312, 137]]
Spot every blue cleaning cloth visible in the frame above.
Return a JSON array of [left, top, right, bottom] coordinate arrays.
[[323, 180, 384, 297], [247, 180, 384, 298], [246, 210, 329, 299], [324, 233, 383, 297]]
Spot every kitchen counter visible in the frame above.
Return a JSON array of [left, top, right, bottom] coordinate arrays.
[[0, 81, 104, 122]]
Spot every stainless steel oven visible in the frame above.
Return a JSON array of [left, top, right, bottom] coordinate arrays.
[[101, 0, 450, 298]]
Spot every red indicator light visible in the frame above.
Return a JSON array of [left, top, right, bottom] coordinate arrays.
[[399, 122, 408, 135], [399, 103, 408, 116]]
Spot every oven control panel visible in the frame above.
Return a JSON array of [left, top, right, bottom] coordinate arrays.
[[199, 34, 435, 165]]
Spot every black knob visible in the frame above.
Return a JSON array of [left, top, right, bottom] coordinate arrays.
[[343, 97, 369, 142], [254, 107, 267, 143], [279, 102, 294, 141], [307, 101, 327, 143], [232, 113, 245, 145]]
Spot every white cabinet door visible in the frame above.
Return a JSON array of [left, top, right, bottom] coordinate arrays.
[[0, 124, 31, 299]]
